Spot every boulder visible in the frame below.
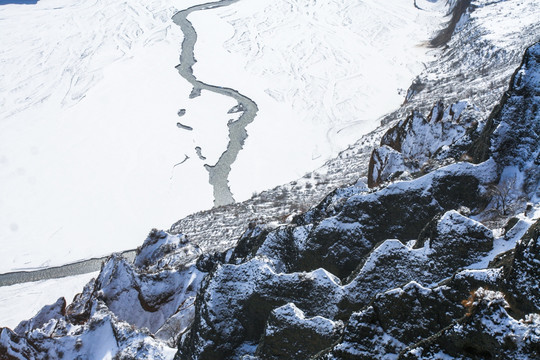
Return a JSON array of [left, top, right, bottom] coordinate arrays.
[[256, 303, 343, 359]]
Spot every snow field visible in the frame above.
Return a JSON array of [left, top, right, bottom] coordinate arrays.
[[188, 0, 448, 200], [0, 0, 237, 273]]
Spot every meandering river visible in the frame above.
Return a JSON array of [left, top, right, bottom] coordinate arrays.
[[173, 0, 258, 207]]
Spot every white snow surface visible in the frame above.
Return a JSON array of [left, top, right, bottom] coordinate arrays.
[[190, 0, 446, 200], [0, 0, 447, 275], [0, 0, 234, 273]]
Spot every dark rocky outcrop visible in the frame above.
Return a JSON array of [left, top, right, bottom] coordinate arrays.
[[506, 219, 540, 314], [175, 41, 540, 360], [400, 288, 540, 359], [255, 303, 343, 359], [468, 42, 540, 175], [324, 282, 463, 359], [430, 0, 473, 48]]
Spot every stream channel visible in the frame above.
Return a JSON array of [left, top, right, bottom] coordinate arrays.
[[173, 0, 258, 207]]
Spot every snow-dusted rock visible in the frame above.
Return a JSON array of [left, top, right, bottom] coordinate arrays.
[[491, 42, 540, 172], [367, 145, 406, 188], [326, 282, 461, 359], [401, 288, 540, 359], [134, 229, 201, 270], [368, 100, 473, 187], [1, 230, 203, 359], [342, 210, 493, 308], [256, 303, 343, 359], [177, 259, 343, 359], [1, 300, 177, 360], [415, 210, 493, 265], [506, 219, 540, 314], [13, 297, 65, 336], [291, 161, 495, 279]]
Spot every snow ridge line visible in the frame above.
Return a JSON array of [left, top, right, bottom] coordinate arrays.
[[172, 0, 259, 207], [0, 250, 136, 287]]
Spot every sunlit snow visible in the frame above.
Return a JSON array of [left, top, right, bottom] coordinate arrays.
[[0, 0, 445, 271], [0, 0, 446, 327]]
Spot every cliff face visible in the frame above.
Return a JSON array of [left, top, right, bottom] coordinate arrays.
[[1, 1, 540, 360]]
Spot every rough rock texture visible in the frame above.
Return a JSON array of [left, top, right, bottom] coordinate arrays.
[[342, 210, 493, 307], [289, 161, 495, 280], [368, 101, 473, 187], [255, 303, 343, 359], [176, 160, 500, 359], [491, 43, 540, 173], [325, 282, 463, 359], [506, 219, 540, 314], [400, 289, 540, 360], [367, 145, 406, 188], [177, 259, 343, 359], [469, 42, 540, 184], [175, 40, 540, 360], [1, 231, 204, 359]]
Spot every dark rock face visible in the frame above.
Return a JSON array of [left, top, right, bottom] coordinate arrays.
[[65, 277, 97, 325], [400, 289, 540, 360], [416, 210, 493, 266], [491, 43, 540, 171], [327, 282, 463, 359], [468, 42, 540, 186], [506, 219, 540, 314], [175, 42, 540, 360], [255, 303, 343, 359], [296, 163, 492, 280], [343, 210, 493, 309], [177, 161, 497, 359], [368, 145, 406, 188], [177, 260, 343, 359]]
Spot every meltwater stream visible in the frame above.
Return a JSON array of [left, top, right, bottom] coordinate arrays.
[[173, 0, 258, 207]]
